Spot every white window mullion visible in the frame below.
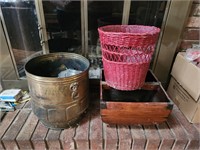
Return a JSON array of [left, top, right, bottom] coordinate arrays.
[[122, 0, 131, 25], [35, 0, 49, 54]]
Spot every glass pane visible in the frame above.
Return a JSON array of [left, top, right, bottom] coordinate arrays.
[[129, 1, 167, 28], [129, 1, 167, 68], [88, 1, 124, 78], [0, 1, 42, 78], [0, 21, 16, 80], [42, 1, 82, 54]]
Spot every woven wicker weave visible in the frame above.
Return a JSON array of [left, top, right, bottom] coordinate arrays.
[[102, 56, 150, 90], [98, 25, 160, 90], [98, 25, 160, 49], [102, 48, 152, 63]]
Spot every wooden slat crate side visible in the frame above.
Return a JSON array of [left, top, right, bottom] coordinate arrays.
[[117, 125, 132, 150], [89, 110, 103, 150], [60, 127, 75, 150], [131, 125, 146, 150], [103, 123, 118, 150], [74, 113, 90, 150], [156, 122, 175, 150], [101, 116, 167, 125], [106, 102, 170, 110], [172, 107, 200, 149], [101, 106, 171, 117], [101, 110, 171, 118], [143, 124, 161, 150], [46, 129, 62, 150], [167, 112, 189, 149], [31, 121, 49, 149], [101, 102, 172, 125], [16, 112, 38, 149], [2, 109, 31, 150]]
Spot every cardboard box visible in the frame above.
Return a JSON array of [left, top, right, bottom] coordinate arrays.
[[167, 77, 200, 123], [171, 52, 200, 101]]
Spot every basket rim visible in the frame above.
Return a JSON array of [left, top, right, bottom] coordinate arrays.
[[98, 25, 160, 36]]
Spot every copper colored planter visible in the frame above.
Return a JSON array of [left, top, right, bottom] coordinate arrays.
[[100, 70, 173, 125], [25, 53, 89, 129]]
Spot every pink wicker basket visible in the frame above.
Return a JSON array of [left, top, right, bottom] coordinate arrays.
[[98, 25, 160, 51], [98, 25, 160, 90], [102, 56, 150, 90]]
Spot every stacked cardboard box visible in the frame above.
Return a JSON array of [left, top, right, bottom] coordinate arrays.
[[167, 52, 200, 123]]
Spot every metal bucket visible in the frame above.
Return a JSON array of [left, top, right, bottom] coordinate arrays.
[[25, 53, 90, 129]]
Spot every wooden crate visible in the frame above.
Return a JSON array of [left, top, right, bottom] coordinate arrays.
[[100, 70, 173, 125]]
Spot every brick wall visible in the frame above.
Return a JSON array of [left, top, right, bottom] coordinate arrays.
[[179, 0, 200, 50]]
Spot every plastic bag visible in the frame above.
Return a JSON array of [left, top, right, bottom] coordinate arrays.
[[58, 68, 82, 78], [185, 48, 200, 61]]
